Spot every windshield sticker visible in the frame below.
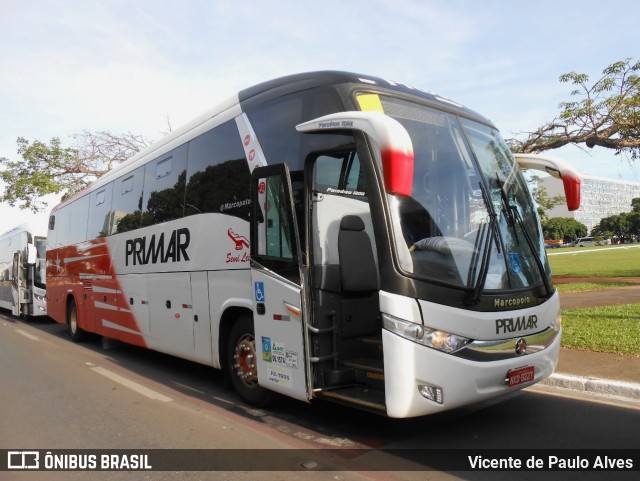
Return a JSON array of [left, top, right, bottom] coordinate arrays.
[[508, 252, 522, 275], [356, 93, 384, 112]]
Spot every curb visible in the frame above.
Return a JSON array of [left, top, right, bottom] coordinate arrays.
[[543, 373, 640, 401]]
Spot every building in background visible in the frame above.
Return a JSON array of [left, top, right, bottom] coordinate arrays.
[[540, 175, 640, 234]]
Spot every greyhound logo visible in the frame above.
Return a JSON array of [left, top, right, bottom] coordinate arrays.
[[228, 228, 250, 251]]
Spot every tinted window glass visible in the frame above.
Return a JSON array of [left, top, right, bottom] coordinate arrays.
[[67, 195, 90, 245], [184, 120, 250, 220], [245, 87, 347, 174], [47, 213, 61, 250], [314, 152, 367, 200], [141, 145, 188, 227], [88, 182, 114, 238], [112, 166, 144, 234]]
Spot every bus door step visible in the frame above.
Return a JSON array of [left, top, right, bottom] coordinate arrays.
[[317, 386, 386, 414], [342, 358, 385, 390], [323, 368, 355, 386], [359, 335, 383, 359]]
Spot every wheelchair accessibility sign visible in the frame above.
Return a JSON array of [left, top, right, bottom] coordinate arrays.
[[254, 282, 265, 302]]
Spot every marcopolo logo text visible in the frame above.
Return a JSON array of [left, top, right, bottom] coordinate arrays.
[[494, 296, 531, 308]]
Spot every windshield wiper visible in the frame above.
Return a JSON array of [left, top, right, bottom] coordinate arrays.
[[496, 175, 552, 297], [464, 182, 500, 306]]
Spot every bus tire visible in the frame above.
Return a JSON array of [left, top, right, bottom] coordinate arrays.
[[67, 299, 87, 342], [227, 315, 272, 407]]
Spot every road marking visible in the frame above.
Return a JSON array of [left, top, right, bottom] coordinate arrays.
[[173, 382, 205, 394], [314, 437, 356, 447], [15, 329, 39, 341], [91, 366, 173, 402], [212, 396, 236, 405]]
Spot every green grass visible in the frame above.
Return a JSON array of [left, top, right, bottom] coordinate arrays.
[[561, 304, 640, 356], [547, 246, 640, 355], [555, 281, 636, 293], [548, 245, 640, 277]]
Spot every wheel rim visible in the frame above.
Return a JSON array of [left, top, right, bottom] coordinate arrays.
[[233, 333, 258, 387]]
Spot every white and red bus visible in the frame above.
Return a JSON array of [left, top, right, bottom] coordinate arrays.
[[0, 224, 47, 317], [46, 71, 580, 417]]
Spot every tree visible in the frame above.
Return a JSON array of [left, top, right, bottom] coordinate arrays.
[[591, 197, 640, 241], [542, 217, 587, 241], [592, 213, 631, 240], [509, 58, 640, 160], [629, 212, 640, 238], [0, 130, 150, 212], [528, 174, 565, 221]]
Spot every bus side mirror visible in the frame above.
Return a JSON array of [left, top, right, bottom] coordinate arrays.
[[514, 153, 581, 211], [26, 243, 37, 265], [296, 111, 415, 197]]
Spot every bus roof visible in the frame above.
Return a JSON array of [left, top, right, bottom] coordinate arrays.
[[50, 70, 494, 213], [0, 223, 34, 240], [239, 70, 492, 124]]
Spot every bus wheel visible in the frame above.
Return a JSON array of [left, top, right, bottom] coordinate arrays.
[[67, 300, 86, 342], [227, 316, 272, 407]]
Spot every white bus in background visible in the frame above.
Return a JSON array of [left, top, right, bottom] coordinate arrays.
[[0, 224, 47, 317], [46, 71, 580, 418]]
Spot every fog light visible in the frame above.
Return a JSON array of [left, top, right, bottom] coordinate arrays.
[[418, 384, 443, 404]]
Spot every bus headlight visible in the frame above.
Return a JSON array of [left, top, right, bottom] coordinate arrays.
[[34, 294, 46, 303], [551, 313, 562, 332], [382, 313, 471, 354]]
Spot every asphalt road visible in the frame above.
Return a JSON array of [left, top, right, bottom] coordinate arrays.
[[1, 313, 639, 481]]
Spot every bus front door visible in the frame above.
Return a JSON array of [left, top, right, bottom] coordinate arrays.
[[11, 251, 24, 317], [249, 164, 310, 402]]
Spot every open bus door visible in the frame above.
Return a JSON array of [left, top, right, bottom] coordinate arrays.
[[249, 164, 311, 402], [11, 251, 24, 317]]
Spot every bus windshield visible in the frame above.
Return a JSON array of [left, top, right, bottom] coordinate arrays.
[[381, 96, 549, 293]]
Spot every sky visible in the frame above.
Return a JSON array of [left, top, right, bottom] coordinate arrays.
[[1, 0, 639, 236]]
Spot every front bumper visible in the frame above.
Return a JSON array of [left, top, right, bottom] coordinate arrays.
[[382, 326, 561, 418]]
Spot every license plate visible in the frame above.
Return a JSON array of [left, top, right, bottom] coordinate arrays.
[[506, 366, 535, 387]]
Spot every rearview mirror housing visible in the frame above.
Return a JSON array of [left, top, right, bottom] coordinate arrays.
[[297, 111, 415, 197], [514, 153, 581, 211]]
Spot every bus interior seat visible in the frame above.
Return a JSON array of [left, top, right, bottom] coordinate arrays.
[[337, 215, 380, 339]]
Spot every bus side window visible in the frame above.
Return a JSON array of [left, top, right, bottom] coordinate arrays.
[[184, 120, 250, 220], [47, 215, 57, 251], [314, 152, 367, 199], [67, 195, 90, 245], [141, 145, 188, 227], [53, 206, 71, 248], [88, 183, 114, 239], [112, 166, 145, 234], [263, 174, 295, 260]]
